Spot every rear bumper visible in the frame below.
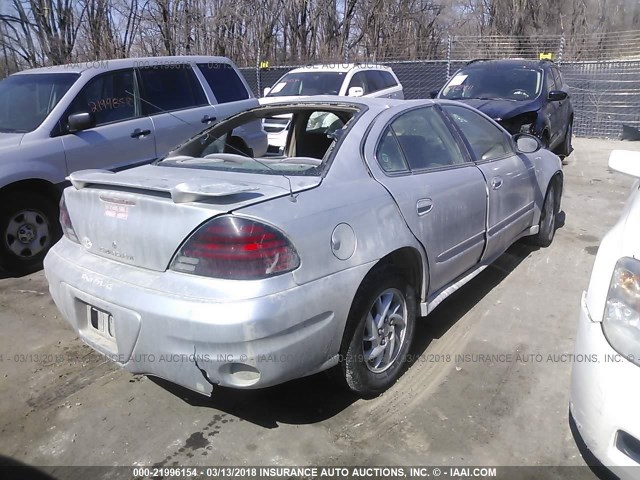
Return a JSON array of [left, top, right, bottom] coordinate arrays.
[[44, 240, 370, 395], [570, 292, 640, 480]]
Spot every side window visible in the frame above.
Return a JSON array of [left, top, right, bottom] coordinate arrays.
[[546, 69, 558, 91], [348, 72, 368, 94], [138, 66, 207, 113], [66, 69, 137, 127], [365, 71, 383, 93], [197, 63, 250, 103], [376, 127, 408, 173], [380, 71, 398, 88], [387, 107, 466, 171], [552, 67, 563, 89], [443, 105, 513, 161], [306, 111, 343, 134]]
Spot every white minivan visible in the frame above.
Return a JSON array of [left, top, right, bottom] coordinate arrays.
[[0, 56, 267, 274], [260, 63, 403, 153]]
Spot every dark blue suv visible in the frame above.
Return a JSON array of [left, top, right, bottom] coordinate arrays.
[[436, 59, 573, 157]]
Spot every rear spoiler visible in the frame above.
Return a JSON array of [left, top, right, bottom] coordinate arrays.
[[67, 169, 258, 203]]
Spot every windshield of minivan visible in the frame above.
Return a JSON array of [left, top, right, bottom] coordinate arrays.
[[0, 73, 79, 132], [266, 72, 346, 97], [440, 66, 542, 101]]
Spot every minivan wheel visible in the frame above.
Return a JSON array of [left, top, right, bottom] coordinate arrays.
[[0, 192, 60, 275], [334, 270, 416, 398]]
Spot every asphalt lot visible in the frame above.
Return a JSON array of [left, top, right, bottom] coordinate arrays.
[[2, 137, 640, 478]]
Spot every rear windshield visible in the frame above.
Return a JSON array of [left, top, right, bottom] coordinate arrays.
[[440, 66, 542, 101], [0, 73, 79, 132], [158, 106, 359, 176], [266, 72, 346, 97]]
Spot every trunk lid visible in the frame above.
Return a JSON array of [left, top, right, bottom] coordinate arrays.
[[64, 164, 320, 271]]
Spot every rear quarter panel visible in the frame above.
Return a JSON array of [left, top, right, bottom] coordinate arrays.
[[235, 120, 427, 293], [529, 147, 563, 225]]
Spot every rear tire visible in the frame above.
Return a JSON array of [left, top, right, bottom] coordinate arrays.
[[333, 269, 416, 398], [528, 182, 557, 248], [0, 192, 61, 275]]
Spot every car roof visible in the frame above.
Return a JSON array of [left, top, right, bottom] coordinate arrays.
[[286, 63, 394, 74], [13, 56, 236, 76], [463, 58, 551, 69]]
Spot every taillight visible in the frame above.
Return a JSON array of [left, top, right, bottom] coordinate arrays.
[[59, 195, 79, 243], [170, 216, 300, 280]]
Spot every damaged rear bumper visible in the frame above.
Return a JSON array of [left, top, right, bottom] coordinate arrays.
[[44, 239, 369, 395]]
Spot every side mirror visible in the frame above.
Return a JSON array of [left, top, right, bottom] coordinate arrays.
[[548, 90, 568, 102], [514, 133, 541, 153], [68, 112, 94, 132], [429, 90, 439, 99], [263, 87, 271, 97], [348, 86, 364, 97]]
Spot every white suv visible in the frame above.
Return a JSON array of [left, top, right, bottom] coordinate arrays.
[[0, 56, 267, 274], [260, 63, 403, 153]]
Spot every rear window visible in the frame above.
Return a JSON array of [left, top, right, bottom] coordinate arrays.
[[138, 66, 207, 113], [159, 106, 359, 177], [197, 63, 249, 103]]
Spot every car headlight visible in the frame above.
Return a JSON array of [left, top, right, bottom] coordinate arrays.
[[603, 257, 640, 365]]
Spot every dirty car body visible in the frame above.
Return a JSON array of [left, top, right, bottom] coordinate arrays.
[[44, 97, 563, 397]]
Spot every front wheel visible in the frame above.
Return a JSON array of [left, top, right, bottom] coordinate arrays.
[[557, 121, 573, 160], [334, 270, 416, 397], [0, 192, 61, 275]]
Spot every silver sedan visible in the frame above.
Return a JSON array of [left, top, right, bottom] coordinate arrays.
[[44, 97, 563, 398]]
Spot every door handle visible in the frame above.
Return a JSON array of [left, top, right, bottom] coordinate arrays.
[[416, 198, 433, 216], [130, 128, 151, 138], [201, 114, 217, 124], [491, 177, 503, 190]]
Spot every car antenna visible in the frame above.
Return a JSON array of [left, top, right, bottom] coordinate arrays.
[[282, 174, 297, 203], [128, 89, 253, 159], [125, 90, 212, 129]]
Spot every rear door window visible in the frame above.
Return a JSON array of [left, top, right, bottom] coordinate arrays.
[[384, 107, 466, 171], [197, 63, 249, 103], [138, 66, 207, 114], [376, 127, 409, 173]]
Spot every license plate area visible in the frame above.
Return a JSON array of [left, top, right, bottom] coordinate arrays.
[[85, 303, 116, 340]]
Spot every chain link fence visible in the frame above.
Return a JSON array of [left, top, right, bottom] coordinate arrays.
[[239, 31, 640, 139]]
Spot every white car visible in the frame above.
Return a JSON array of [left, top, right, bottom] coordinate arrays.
[[259, 64, 403, 153], [571, 150, 640, 479]]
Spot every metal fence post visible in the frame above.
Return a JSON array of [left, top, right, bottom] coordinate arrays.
[[256, 45, 261, 98], [446, 34, 452, 79]]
